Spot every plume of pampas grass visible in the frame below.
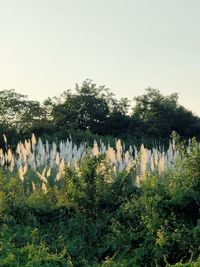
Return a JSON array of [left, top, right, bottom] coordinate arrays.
[[0, 134, 180, 189]]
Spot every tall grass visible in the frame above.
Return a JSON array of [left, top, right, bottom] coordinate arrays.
[[1, 134, 200, 266], [0, 133, 181, 193]]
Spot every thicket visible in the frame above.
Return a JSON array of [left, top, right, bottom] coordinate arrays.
[[1, 80, 200, 149], [1, 138, 200, 266]]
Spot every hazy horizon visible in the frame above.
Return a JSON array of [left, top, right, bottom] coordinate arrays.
[[1, 0, 200, 115]]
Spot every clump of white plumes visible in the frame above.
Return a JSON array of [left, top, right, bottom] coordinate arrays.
[[0, 134, 179, 188]]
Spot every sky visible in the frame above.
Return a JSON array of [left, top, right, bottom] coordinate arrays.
[[0, 0, 200, 114]]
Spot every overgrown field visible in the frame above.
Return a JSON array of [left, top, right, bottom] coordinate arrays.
[[1, 134, 200, 266]]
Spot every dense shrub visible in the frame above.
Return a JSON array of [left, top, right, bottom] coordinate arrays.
[[1, 138, 200, 266]]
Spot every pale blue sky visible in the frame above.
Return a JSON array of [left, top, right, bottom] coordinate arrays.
[[0, 0, 200, 114]]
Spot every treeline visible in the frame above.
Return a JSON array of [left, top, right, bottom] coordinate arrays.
[[1, 79, 200, 146]]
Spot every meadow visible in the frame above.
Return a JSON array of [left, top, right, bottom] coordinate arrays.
[[0, 133, 200, 266]]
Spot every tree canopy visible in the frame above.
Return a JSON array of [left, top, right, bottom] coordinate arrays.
[[132, 88, 200, 139], [0, 81, 200, 146]]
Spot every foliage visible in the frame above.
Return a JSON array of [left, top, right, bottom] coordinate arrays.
[[1, 79, 200, 265], [1, 80, 200, 148], [132, 88, 200, 140], [1, 136, 200, 266]]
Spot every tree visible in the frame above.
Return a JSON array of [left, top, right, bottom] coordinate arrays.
[[0, 89, 47, 133], [52, 80, 110, 134], [0, 89, 27, 128], [132, 88, 200, 140]]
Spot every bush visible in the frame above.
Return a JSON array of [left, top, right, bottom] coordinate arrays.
[[1, 139, 200, 266]]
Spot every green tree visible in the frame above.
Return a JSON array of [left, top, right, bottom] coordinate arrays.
[[132, 88, 200, 140], [0, 89, 46, 131], [52, 80, 110, 134]]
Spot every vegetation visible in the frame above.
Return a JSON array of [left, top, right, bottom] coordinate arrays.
[[1, 80, 200, 148], [0, 134, 200, 266], [1, 81, 200, 266]]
